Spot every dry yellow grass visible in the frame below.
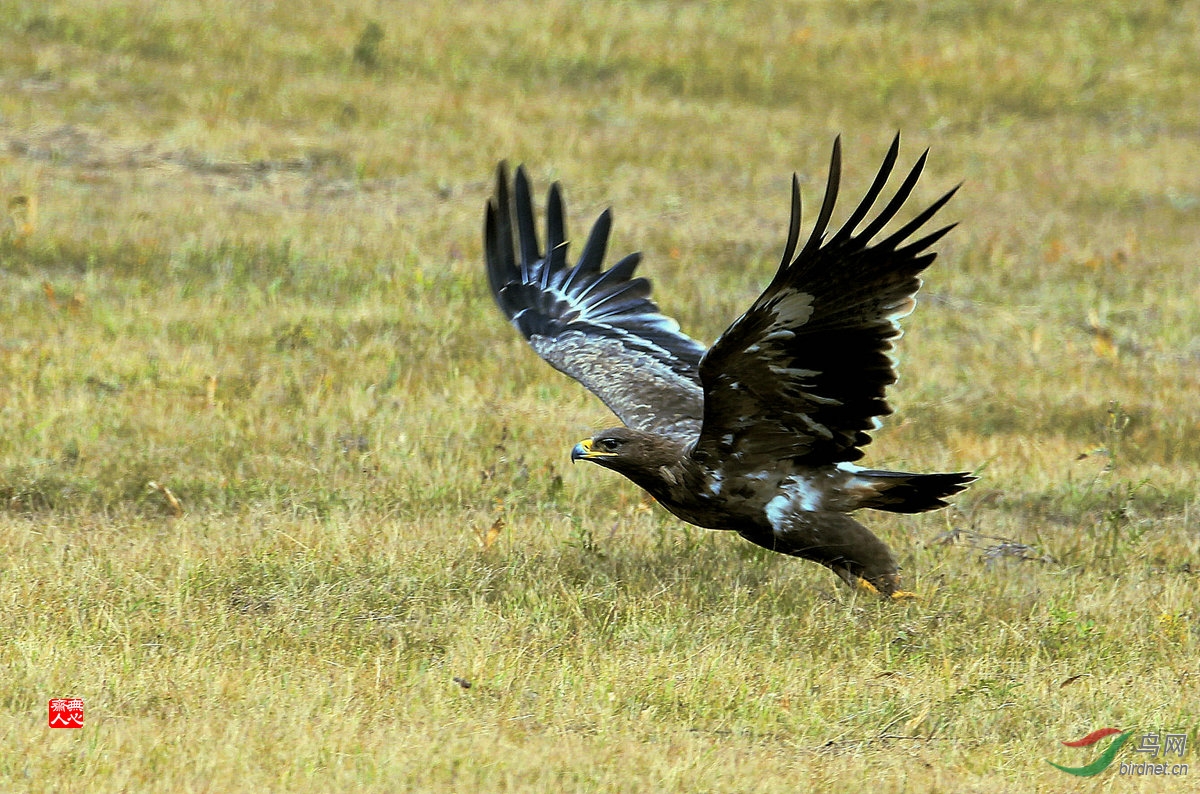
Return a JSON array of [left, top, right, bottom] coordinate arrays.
[[1, 0, 1198, 791]]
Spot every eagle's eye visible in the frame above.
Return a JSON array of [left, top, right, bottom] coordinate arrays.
[[598, 437, 621, 452]]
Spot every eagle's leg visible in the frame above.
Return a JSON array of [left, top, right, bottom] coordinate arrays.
[[741, 511, 914, 600]]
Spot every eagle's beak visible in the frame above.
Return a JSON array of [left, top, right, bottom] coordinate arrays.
[[571, 437, 615, 463]]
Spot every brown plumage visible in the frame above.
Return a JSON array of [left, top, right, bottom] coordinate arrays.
[[484, 136, 974, 597]]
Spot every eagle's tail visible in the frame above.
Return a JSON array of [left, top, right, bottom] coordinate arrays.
[[855, 470, 975, 514]]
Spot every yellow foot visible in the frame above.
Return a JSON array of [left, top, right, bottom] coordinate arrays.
[[855, 577, 882, 596], [854, 576, 919, 601]]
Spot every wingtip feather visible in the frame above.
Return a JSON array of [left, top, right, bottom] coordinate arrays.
[[545, 181, 567, 282], [798, 139, 842, 258], [565, 207, 613, 292], [778, 174, 803, 268], [513, 165, 541, 280]]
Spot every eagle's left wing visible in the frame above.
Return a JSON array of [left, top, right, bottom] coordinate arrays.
[[486, 163, 708, 440], [693, 136, 958, 467]]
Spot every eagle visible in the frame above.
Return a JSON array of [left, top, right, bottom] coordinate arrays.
[[483, 136, 974, 598]]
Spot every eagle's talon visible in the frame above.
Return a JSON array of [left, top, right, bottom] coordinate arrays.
[[855, 577, 882, 596]]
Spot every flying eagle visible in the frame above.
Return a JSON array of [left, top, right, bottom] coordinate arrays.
[[484, 136, 974, 597]]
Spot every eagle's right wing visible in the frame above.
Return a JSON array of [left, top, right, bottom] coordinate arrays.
[[485, 163, 707, 440]]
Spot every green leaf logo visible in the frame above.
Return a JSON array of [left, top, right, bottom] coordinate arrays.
[[1046, 728, 1133, 777]]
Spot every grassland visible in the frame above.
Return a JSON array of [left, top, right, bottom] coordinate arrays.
[[2, 0, 1198, 791]]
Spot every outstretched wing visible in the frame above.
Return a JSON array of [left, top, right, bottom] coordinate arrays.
[[485, 162, 707, 439], [694, 135, 958, 467]]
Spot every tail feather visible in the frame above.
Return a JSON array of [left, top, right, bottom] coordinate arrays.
[[857, 470, 974, 514]]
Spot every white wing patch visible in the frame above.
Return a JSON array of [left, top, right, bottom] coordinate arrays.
[[767, 365, 820, 379], [765, 493, 791, 533], [768, 291, 814, 327], [765, 476, 825, 533]]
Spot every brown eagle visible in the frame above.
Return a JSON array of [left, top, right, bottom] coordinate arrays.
[[484, 136, 973, 597]]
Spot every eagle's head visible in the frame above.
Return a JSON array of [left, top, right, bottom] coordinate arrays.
[[570, 427, 687, 488]]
